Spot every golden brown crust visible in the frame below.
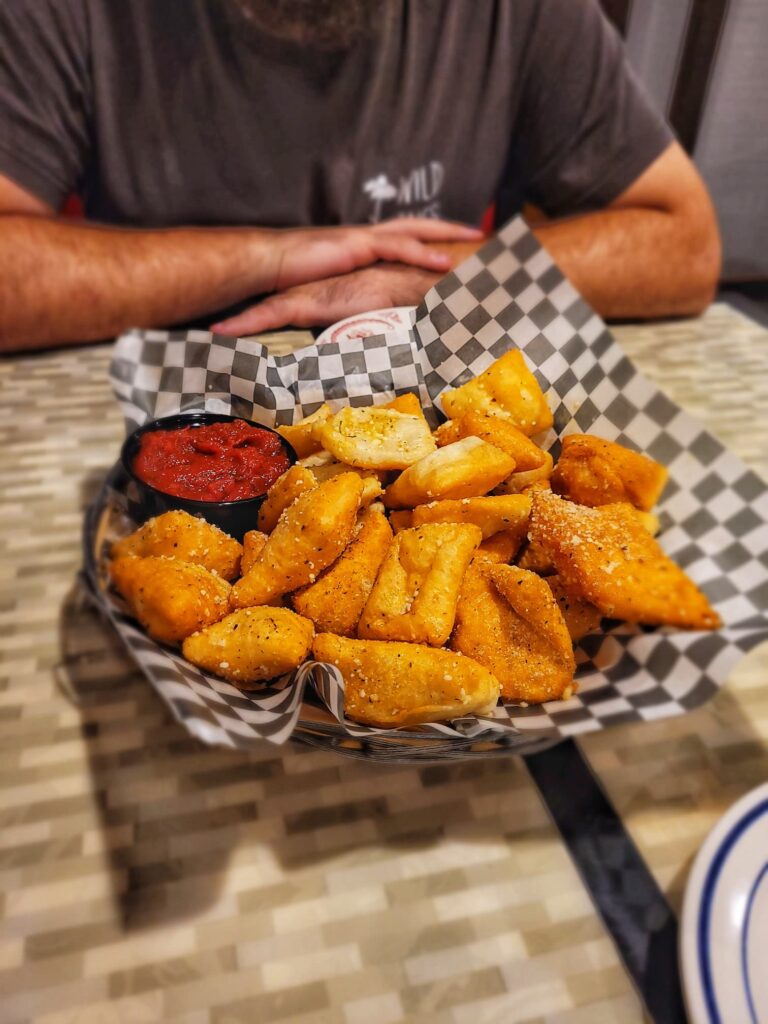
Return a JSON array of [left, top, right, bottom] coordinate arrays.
[[516, 490, 654, 570], [111, 509, 242, 581], [388, 510, 413, 533], [312, 633, 500, 728], [291, 510, 393, 636], [529, 491, 721, 629], [231, 473, 363, 608], [435, 410, 548, 471], [240, 530, 269, 576], [516, 535, 555, 575], [411, 493, 530, 539], [383, 437, 516, 508], [110, 555, 231, 645], [634, 510, 661, 536], [451, 562, 575, 703], [358, 523, 482, 646], [493, 451, 554, 495], [182, 606, 314, 687], [440, 349, 553, 436], [433, 419, 464, 447], [475, 528, 527, 564], [276, 404, 332, 459], [301, 461, 384, 508], [257, 466, 317, 533], [381, 392, 430, 427], [545, 575, 603, 642], [551, 434, 668, 511]]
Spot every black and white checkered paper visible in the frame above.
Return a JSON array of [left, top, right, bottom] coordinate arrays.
[[86, 217, 768, 761]]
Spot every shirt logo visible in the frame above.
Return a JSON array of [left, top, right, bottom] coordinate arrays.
[[363, 161, 444, 222]]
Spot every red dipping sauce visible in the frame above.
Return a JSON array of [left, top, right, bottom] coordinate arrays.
[[133, 420, 291, 502]]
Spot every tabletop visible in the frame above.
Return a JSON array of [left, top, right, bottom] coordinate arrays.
[[1, 303, 767, 1024]]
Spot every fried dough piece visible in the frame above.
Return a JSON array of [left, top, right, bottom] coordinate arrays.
[[476, 529, 527, 564], [312, 634, 500, 728], [383, 437, 516, 508], [517, 502, 657, 577], [435, 411, 548, 471], [529, 491, 721, 629], [112, 509, 242, 581], [304, 460, 384, 506], [307, 460, 386, 484], [182, 606, 314, 688], [358, 523, 481, 645], [240, 532, 285, 607], [358, 476, 384, 507], [276, 404, 332, 459], [298, 449, 336, 469], [489, 564, 576, 698], [381, 392, 430, 427], [494, 451, 554, 495], [232, 473, 364, 608], [451, 560, 513, 684], [450, 562, 575, 703], [320, 406, 436, 471], [110, 556, 231, 645], [240, 530, 269, 576], [635, 510, 661, 536], [292, 510, 393, 636], [257, 466, 317, 533], [545, 575, 603, 641], [411, 494, 530, 539], [440, 349, 553, 436], [432, 419, 464, 447], [517, 535, 555, 575], [551, 434, 668, 511], [388, 510, 413, 533]]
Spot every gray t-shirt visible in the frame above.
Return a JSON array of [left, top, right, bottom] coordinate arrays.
[[0, 0, 672, 228]]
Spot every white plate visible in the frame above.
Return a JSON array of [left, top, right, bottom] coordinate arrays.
[[681, 781, 768, 1024], [314, 306, 416, 345]]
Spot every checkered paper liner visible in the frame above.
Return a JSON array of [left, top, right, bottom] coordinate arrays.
[[86, 217, 768, 759]]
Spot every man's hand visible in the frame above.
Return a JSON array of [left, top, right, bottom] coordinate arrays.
[[269, 219, 482, 291], [215, 140, 723, 339], [210, 264, 443, 336]]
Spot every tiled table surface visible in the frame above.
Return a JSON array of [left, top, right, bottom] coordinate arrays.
[[1, 303, 767, 1024]]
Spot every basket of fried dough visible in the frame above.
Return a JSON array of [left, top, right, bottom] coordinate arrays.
[[108, 347, 720, 732]]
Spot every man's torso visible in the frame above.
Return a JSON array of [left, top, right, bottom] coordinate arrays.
[[80, 0, 528, 227]]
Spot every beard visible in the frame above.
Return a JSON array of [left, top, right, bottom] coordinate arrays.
[[233, 0, 379, 49]]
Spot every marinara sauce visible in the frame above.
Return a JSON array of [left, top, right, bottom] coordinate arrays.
[[133, 420, 291, 502]]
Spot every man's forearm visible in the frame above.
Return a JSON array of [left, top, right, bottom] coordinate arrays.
[[0, 217, 277, 351], [432, 205, 719, 321], [531, 206, 719, 320], [0, 215, 473, 352]]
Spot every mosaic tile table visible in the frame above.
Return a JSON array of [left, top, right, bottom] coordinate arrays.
[[1, 303, 767, 1024]]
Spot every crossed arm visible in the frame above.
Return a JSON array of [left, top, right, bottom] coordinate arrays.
[[0, 140, 720, 352], [0, 182, 477, 352], [213, 142, 721, 335]]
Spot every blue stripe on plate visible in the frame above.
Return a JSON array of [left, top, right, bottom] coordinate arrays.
[[697, 799, 768, 1024], [741, 860, 768, 1024]]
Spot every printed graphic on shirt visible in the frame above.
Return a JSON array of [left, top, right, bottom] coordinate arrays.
[[363, 161, 444, 222]]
